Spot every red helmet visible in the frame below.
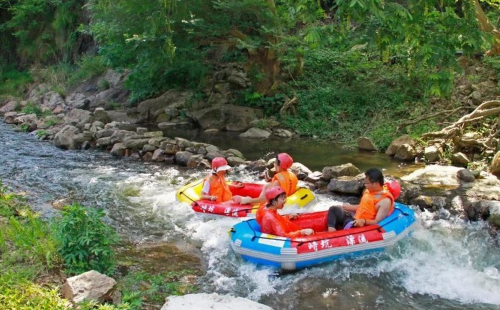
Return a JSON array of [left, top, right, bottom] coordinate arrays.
[[386, 179, 401, 199], [212, 157, 230, 172], [277, 153, 293, 169], [265, 186, 286, 201]]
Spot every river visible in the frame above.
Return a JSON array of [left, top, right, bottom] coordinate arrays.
[[1, 122, 499, 310]]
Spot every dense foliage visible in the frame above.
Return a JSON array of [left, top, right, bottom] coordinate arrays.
[[2, 0, 500, 143]]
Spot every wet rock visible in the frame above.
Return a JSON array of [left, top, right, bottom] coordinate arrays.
[[357, 137, 377, 152], [457, 169, 475, 182], [410, 195, 447, 212], [187, 154, 204, 168], [394, 144, 417, 161], [110, 143, 126, 156], [239, 127, 271, 139], [273, 128, 293, 138], [54, 125, 81, 149], [451, 152, 470, 167], [161, 293, 272, 310], [224, 148, 243, 159], [322, 163, 361, 181], [386, 134, 415, 156], [291, 162, 312, 180], [327, 175, 364, 195], [175, 151, 195, 166], [490, 150, 500, 176], [93, 108, 111, 124], [246, 159, 267, 172], [227, 156, 247, 166], [152, 149, 166, 162], [0, 100, 18, 114], [424, 145, 442, 163], [205, 151, 225, 161]]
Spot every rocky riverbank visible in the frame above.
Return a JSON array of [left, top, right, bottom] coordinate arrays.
[[1, 91, 500, 230]]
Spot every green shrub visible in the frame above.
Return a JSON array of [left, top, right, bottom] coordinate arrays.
[[0, 280, 70, 310], [53, 203, 118, 275], [0, 68, 32, 98], [21, 102, 43, 117]]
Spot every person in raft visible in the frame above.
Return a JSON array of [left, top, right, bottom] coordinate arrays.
[[200, 157, 244, 203], [240, 153, 298, 204], [257, 186, 314, 238], [327, 168, 395, 232]]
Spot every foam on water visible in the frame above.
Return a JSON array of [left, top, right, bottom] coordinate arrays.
[[376, 210, 500, 305]]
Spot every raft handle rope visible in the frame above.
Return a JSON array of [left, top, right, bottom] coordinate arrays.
[[178, 179, 205, 203]]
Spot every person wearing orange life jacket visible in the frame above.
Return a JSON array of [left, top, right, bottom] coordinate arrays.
[[327, 168, 395, 232], [201, 157, 244, 203], [240, 153, 298, 205], [257, 187, 314, 238]]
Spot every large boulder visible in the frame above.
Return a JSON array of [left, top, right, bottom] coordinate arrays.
[[322, 163, 361, 181], [53, 125, 81, 149], [491, 150, 500, 176], [136, 90, 192, 123], [161, 293, 272, 310], [385, 135, 415, 156], [239, 127, 271, 139], [357, 137, 377, 152], [62, 270, 117, 304], [190, 104, 263, 132]]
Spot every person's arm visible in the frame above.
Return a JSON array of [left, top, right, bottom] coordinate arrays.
[[354, 198, 391, 226], [372, 198, 391, 224], [341, 203, 359, 212], [261, 213, 314, 238], [241, 182, 276, 204], [201, 180, 217, 201]]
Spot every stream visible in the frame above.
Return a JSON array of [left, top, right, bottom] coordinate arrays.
[[1, 122, 500, 310]]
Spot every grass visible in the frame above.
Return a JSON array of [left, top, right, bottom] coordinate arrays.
[[0, 180, 199, 309]]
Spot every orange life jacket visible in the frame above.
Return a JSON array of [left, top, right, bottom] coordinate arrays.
[[272, 171, 298, 196], [354, 187, 394, 220], [204, 174, 232, 202], [258, 208, 302, 238]]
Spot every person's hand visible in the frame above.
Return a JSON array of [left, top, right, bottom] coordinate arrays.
[[289, 213, 299, 220], [233, 182, 244, 188], [301, 228, 314, 236], [240, 197, 251, 204], [354, 219, 367, 227], [210, 196, 217, 201]]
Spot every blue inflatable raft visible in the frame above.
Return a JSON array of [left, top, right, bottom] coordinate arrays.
[[229, 203, 417, 270]]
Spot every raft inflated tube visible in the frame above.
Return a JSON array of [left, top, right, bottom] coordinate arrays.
[[176, 179, 316, 217]]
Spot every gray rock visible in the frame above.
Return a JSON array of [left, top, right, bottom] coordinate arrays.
[[110, 143, 126, 156], [394, 144, 417, 161], [61, 270, 117, 304], [386, 135, 415, 156], [357, 137, 377, 152], [239, 127, 271, 139], [322, 163, 361, 181], [175, 151, 195, 166], [457, 169, 476, 182], [53, 125, 81, 149]]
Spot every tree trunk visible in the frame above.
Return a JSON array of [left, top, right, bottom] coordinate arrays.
[[474, 0, 500, 56]]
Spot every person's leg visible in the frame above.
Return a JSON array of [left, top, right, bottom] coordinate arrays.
[[327, 206, 345, 232]]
